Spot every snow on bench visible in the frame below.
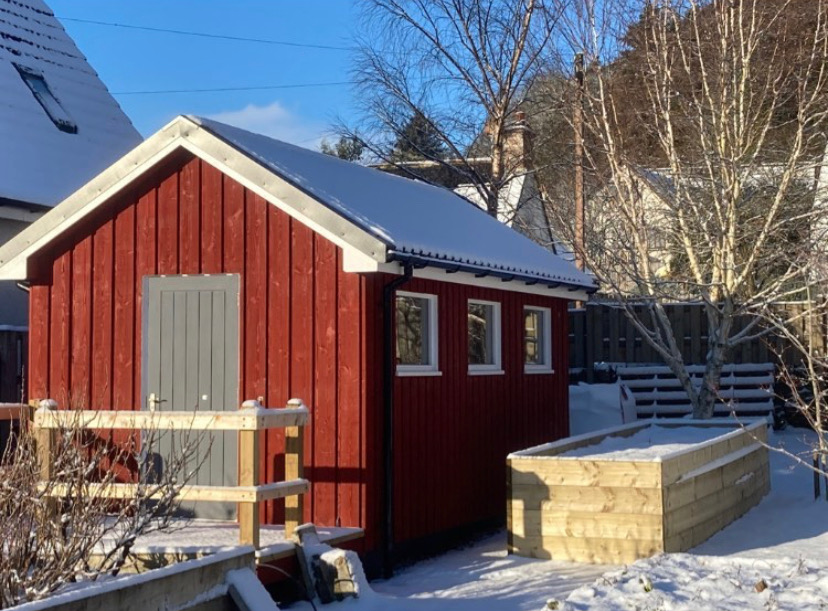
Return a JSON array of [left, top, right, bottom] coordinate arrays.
[[617, 363, 776, 420]]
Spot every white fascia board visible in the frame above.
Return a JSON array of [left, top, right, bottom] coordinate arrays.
[[0, 118, 187, 280], [178, 129, 388, 267], [0, 116, 388, 281], [342, 248, 398, 273]]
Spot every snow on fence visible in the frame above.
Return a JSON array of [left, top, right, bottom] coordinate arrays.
[[32, 398, 310, 548], [507, 420, 770, 564], [569, 302, 826, 380], [11, 547, 256, 611]]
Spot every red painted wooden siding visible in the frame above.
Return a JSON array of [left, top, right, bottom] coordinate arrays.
[[388, 276, 569, 546], [25, 151, 570, 557], [27, 155, 381, 549]]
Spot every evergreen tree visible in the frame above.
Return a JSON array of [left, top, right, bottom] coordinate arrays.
[[389, 112, 447, 162], [320, 135, 365, 162]]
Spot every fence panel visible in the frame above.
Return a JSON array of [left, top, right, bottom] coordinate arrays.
[[569, 303, 826, 381], [0, 329, 25, 403]]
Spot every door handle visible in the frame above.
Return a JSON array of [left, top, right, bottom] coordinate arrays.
[[147, 393, 167, 412]]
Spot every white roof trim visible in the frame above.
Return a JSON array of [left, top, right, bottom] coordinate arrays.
[[0, 116, 388, 280]]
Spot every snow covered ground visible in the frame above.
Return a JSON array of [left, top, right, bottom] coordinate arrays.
[[287, 534, 610, 610], [568, 383, 629, 435], [284, 385, 828, 610], [563, 426, 828, 611]]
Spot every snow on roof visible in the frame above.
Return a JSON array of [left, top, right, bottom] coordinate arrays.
[[193, 116, 596, 290], [0, 0, 141, 207]]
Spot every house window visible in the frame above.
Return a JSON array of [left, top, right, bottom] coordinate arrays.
[[396, 292, 439, 375], [468, 300, 502, 374], [13, 63, 78, 134], [524, 306, 552, 373]]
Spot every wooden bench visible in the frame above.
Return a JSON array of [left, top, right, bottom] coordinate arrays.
[[616, 363, 781, 424]]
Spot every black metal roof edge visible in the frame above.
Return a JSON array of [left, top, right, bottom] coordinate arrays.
[[388, 251, 599, 294], [0, 196, 52, 213]]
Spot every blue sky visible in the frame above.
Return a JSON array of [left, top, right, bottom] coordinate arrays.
[[49, 0, 360, 148]]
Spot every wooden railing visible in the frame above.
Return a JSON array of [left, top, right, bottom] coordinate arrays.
[[31, 398, 309, 548]]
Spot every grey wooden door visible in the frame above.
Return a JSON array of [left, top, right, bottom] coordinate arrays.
[[142, 274, 240, 520]]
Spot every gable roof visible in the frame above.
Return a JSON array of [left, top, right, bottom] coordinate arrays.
[[0, 0, 141, 208], [0, 115, 596, 295]]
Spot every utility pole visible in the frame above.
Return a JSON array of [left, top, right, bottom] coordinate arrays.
[[574, 52, 586, 274]]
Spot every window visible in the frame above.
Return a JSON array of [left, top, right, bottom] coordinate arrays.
[[524, 306, 552, 373], [13, 63, 77, 134], [468, 300, 502, 374], [395, 292, 439, 374]]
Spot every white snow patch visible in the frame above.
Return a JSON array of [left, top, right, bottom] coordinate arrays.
[[569, 383, 627, 436], [94, 520, 359, 557], [289, 533, 609, 611], [226, 568, 280, 610], [563, 554, 828, 611], [560, 424, 735, 461]]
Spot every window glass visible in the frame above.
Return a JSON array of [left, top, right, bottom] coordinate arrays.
[[468, 302, 497, 366], [525, 309, 543, 365], [524, 307, 551, 370], [396, 295, 431, 366]]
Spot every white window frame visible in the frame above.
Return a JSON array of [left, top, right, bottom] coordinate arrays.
[[395, 291, 440, 376], [467, 299, 503, 375], [524, 306, 553, 374]]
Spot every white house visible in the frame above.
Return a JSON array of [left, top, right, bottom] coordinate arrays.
[[0, 0, 140, 327], [374, 114, 573, 259]]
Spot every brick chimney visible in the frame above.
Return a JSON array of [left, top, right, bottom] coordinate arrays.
[[503, 111, 532, 172]]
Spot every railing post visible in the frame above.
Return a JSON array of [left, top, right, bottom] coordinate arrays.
[[285, 398, 305, 539], [36, 399, 58, 518], [239, 399, 260, 548]]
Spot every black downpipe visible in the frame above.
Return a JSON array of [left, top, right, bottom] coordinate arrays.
[[381, 262, 414, 578]]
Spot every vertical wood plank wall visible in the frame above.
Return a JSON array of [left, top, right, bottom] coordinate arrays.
[[390, 277, 570, 547], [26, 154, 380, 550]]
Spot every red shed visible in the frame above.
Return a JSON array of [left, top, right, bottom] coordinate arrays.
[[0, 116, 595, 574]]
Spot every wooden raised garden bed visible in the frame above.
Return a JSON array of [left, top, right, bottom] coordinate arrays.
[[507, 419, 770, 564]]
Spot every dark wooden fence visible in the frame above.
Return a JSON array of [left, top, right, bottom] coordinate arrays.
[[0, 329, 26, 403], [569, 302, 826, 380]]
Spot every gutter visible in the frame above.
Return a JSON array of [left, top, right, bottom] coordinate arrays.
[[387, 251, 598, 294], [381, 262, 414, 578]]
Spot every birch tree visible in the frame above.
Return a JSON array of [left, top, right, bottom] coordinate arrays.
[[558, 0, 828, 418], [345, 0, 564, 218]]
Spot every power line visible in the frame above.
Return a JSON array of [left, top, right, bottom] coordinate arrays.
[[111, 81, 352, 96], [59, 17, 353, 51]]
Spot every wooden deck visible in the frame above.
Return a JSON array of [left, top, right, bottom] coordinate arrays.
[[96, 519, 363, 572]]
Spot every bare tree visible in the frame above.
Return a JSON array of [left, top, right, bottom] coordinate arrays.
[[763, 234, 828, 477], [344, 0, 564, 219], [554, 0, 828, 418], [0, 408, 205, 607]]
